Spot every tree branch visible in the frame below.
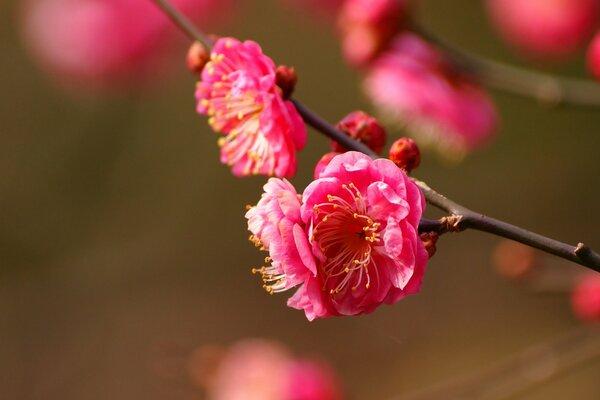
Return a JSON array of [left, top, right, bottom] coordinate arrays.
[[151, 0, 600, 273], [414, 25, 600, 109]]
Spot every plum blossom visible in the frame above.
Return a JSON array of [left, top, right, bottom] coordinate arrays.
[[338, 0, 412, 66], [189, 339, 344, 400], [21, 0, 232, 89], [196, 37, 306, 177], [364, 33, 498, 159], [246, 152, 428, 320], [486, 0, 600, 59]]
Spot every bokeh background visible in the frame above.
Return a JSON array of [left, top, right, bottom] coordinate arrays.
[[1, 0, 599, 399]]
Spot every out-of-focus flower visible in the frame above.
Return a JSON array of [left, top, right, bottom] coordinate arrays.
[[388, 137, 420, 173], [587, 32, 600, 80], [21, 0, 232, 90], [190, 339, 344, 400], [338, 0, 412, 66], [486, 0, 600, 59], [364, 33, 498, 160], [314, 152, 342, 179], [246, 152, 428, 320], [196, 37, 306, 177], [492, 239, 539, 281], [571, 274, 600, 322], [332, 111, 387, 154]]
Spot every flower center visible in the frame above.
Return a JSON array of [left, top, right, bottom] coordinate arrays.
[[312, 183, 381, 295]]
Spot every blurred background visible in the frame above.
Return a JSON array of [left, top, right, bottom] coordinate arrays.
[[1, 0, 600, 399]]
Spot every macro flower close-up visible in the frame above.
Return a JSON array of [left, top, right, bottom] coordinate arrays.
[[196, 37, 307, 177], [247, 152, 428, 320]]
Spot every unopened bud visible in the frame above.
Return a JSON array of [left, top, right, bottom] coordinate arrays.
[[333, 111, 387, 154], [276, 65, 297, 99], [314, 152, 342, 179], [492, 240, 538, 281], [389, 137, 421, 173], [420, 232, 438, 258], [187, 41, 210, 74], [571, 274, 600, 323]]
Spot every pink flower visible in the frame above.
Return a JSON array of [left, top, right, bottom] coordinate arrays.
[[587, 32, 600, 80], [338, 0, 412, 66], [196, 339, 344, 400], [21, 0, 232, 90], [364, 33, 498, 159], [486, 0, 600, 59], [314, 152, 342, 179], [571, 274, 600, 323], [246, 152, 428, 320], [196, 38, 306, 177]]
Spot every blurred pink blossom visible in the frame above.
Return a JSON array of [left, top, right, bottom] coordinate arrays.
[[486, 0, 600, 59], [571, 274, 600, 322], [197, 339, 344, 400], [196, 37, 306, 177], [364, 33, 498, 159], [338, 0, 412, 66], [21, 0, 232, 90], [247, 152, 428, 320], [587, 31, 600, 80]]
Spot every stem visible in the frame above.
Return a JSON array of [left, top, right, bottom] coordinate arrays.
[[290, 99, 379, 158], [151, 0, 600, 273], [416, 182, 600, 273], [151, 0, 213, 50], [414, 25, 600, 108]]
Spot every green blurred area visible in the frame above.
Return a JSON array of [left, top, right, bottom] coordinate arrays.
[[1, 0, 599, 399]]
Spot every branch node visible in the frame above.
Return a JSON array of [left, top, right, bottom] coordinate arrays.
[[575, 242, 591, 256], [441, 215, 463, 232]]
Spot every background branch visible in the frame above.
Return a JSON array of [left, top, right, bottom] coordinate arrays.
[[414, 25, 600, 108]]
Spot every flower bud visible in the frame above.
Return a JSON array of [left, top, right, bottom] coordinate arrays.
[[187, 41, 210, 74], [389, 137, 421, 173], [333, 111, 386, 154], [276, 65, 297, 99], [420, 232, 438, 258], [314, 152, 342, 179], [571, 274, 600, 323]]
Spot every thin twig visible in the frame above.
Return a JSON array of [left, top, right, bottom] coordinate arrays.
[[388, 324, 600, 400], [150, 0, 600, 273], [414, 25, 600, 108], [151, 0, 213, 50]]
